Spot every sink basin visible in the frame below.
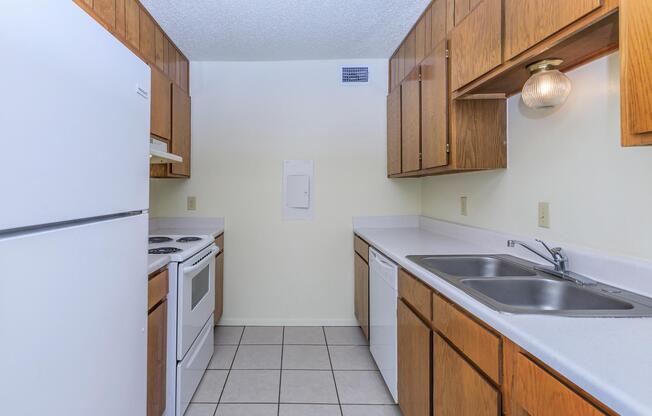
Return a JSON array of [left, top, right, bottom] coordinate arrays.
[[462, 278, 634, 311], [408, 255, 536, 278]]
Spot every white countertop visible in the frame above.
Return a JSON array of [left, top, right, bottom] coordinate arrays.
[[147, 217, 225, 273], [354, 216, 652, 416]]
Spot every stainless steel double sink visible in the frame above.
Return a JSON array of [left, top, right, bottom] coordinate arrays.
[[406, 255, 652, 317]]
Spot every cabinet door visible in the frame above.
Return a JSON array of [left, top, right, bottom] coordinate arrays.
[[170, 84, 191, 176], [415, 16, 427, 65], [431, 0, 447, 47], [147, 301, 167, 416], [514, 353, 605, 416], [621, 0, 652, 146], [403, 30, 417, 79], [401, 68, 421, 173], [387, 87, 402, 176], [504, 0, 601, 60], [454, 0, 470, 25], [93, 0, 116, 29], [155, 27, 166, 72], [140, 8, 156, 63], [433, 334, 500, 416], [151, 67, 172, 141], [125, 0, 140, 50], [420, 41, 448, 170], [450, 0, 502, 91], [397, 300, 430, 416], [115, 0, 126, 39], [214, 252, 224, 324], [354, 253, 369, 339]]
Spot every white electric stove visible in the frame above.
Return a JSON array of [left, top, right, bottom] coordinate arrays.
[[149, 234, 219, 416]]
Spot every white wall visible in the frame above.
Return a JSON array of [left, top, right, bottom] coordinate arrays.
[[150, 60, 422, 325], [422, 53, 652, 261]]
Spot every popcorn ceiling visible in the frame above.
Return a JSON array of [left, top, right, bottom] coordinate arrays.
[[140, 0, 431, 61]]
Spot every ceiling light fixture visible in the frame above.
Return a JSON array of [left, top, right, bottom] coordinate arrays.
[[522, 59, 572, 109]]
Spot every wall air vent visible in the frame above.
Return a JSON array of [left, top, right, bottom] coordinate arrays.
[[342, 67, 369, 84]]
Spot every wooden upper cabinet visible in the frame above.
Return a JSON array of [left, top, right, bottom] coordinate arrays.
[[354, 253, 369, 339], [140, 9, 156, 63], [450, 0, 502, 91], [431, 0, 447, 47], [170, 84, 191, 176], [420, 41, 448, 170], [93, 0, 116, 29], [397, 300, 431, 416], [415, 16, 427, 65], [387, 87, 402, 176], [403, 30, 417, 79], [179, 56, 189, 92], [434, 334, 500, 416], [504, 0, 602, 60], [125, 0, 140, 50], [621, 0, 652, 146], [401, 68, 421, 173], [514, 353, 605, 416], [115, 0, 126, 39], [168, 42, 178, 85], [155, 27, 166, 72], [454, 0, 471, 25], [151, 66, 172, 141]]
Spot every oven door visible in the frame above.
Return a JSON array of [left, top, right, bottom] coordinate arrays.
[[177, 244, 218, 360]]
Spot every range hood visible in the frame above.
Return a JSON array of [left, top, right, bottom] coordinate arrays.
[[150, 137, 182, 164]]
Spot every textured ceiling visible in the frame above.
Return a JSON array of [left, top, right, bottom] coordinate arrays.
[[140, 0, 431, 61]]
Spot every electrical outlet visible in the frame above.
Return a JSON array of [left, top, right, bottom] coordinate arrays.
[[187, 196, 197, 211], [538, 202, 550, 228], [460, 196, 468, 216]]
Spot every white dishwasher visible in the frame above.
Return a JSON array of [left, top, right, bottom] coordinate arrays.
[[369, 247, 399, 403]]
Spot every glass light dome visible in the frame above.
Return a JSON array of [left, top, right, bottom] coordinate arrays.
[[522, 59, 572, 109]]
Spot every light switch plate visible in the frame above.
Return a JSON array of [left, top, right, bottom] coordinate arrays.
[[460, 196, 468, 216], [538, 202, 550, 228], [187, 196, 197, 211]]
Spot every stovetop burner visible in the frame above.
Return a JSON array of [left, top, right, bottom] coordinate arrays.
[[149, 236, 173, 244], [149, 247, 183, 255], [177, 236, 202, 243]]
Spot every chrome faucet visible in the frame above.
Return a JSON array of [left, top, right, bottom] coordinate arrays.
[[507, 239, 569, 272], [507, 239, 596, 286]]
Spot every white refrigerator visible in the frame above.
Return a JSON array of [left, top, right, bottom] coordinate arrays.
[[0, 2, 151, 415]]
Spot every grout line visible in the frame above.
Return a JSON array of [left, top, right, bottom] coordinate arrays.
[[324, 326, 344, 416], [278, 326, 285, 416], [214, 326, 245, 412]]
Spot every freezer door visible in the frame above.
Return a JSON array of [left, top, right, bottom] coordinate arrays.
[[0, 214, 148, 416], [0, 1, 150, 231]]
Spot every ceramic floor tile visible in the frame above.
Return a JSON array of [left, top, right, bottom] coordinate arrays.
[[215, 403, 278, 416], [279, 404, 342, 416], [280, 370, 338, 404], [282, 345, 331, 370], [220, 370, 280, 403], [324, 327, 368, 346], [191, 370, 229, 403], [214, 326, 244, 345], [208, 345, 238, 369], [241, 326, 284, 345], [334, 371, 394, 404], [329, 346, 377, 370], [233, 345, 282, 369], [341, 404, 402, 416], [184, 403, 217, 416], [283, 326, 326, 345]]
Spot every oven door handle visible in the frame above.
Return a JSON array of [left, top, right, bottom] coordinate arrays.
[[183, 246, 220, 274]]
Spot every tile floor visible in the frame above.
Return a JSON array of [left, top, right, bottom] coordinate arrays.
[[185, 326, 402, 416]]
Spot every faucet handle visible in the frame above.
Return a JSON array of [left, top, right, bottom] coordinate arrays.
[[535, 239, 560, 256]]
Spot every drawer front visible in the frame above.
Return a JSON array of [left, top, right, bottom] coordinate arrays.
[[354, 235, 369, 262], [398, 269, 432, 320], [148, 269, 168, 310], [433, 294, 501, 383], [215, 233, 224, 252], [515, 353, 606, 416], [177, 316, 214, 416]]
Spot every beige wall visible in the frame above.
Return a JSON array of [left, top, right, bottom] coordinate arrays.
[[150, 59, 422, 325], [422, 53, 652, 260]]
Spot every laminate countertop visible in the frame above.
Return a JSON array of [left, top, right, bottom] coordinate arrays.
[[354, 216, 652, 416]]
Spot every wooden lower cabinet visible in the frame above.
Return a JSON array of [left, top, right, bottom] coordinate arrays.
[[397, 300, 431, 416], [354, 253, 369, 339], [433, 333, 500, 416], [214, 233, 224, 324], [147, 299, 167, 416]]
